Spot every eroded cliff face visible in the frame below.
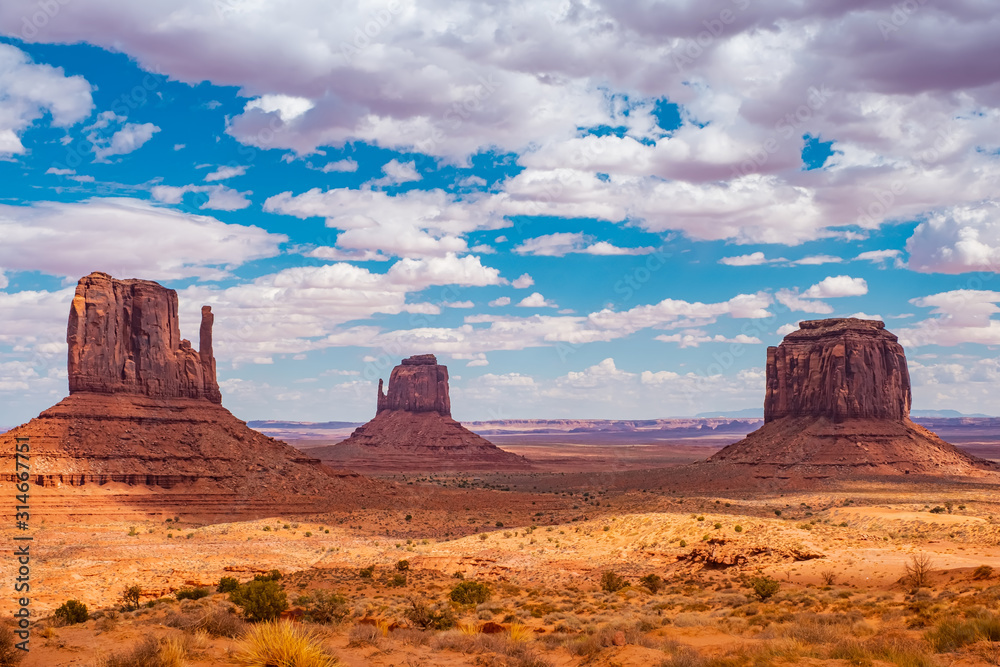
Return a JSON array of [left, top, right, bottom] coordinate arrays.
[[706, 318, 995, 477], [764, 318, 910, 423], [67, 272, 221, 403], [377, 354, 451, 416]]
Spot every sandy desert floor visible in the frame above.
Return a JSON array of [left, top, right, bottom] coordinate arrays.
[[5, 461, 1000, 667]]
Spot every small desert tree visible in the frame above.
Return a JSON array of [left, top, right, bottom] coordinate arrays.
[[119, 585, 142, 611], [230, 580, 288, 622], [905, 553, 934, 588], [600, 570, 628, 593], [748, 574, 780, 601]]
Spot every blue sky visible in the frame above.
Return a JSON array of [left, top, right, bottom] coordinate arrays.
[[1, 1, 999, 425]]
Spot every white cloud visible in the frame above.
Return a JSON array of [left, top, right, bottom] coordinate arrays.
[[0, 44, 93, 156], [368, 159, 421, 187], [513, 232, 655, 257], [264, 187, 506, 258], [244, 94, 314, 122], [719, 252, 771, 266], [204, 165, 248, 181], [906, 203, 1000, 274], [654, 331, 763, 348], [776, 323, 799, 336], [791, 255, 843, 265], [150, 184, 252, 211], [442, 300, 474, 308], [0, 198, 283, 281], [516, 292, 557, 308], [489, 296, 511, 307], [322, 159, 358, 173], [899, 290, 1000, 347], [86, 112, 160, 161], [803, 275, 868, 299], [856, 249, 901, 264], [511, 273, 534, 289]]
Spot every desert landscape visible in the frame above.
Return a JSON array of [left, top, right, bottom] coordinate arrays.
[[3, 276, 1000, 667], [3, 3, 1000, 666]]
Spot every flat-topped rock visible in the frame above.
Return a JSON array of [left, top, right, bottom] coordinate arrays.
[[764, 317, 910, 423], [377, 354, 451, 416], [68, 271, 221, 403]]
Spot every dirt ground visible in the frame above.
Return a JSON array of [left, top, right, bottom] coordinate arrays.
[[4, 438, 1000, 666]]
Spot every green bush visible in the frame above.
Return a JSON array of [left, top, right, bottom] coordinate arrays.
[[640, 573, 663, 594], [253, 569, 282, 582], [450, 580, 491, 605], [396, 559, 410, 572], [389, 573, 407, 587], [175, 587, 211, 601], [304, 590, 349, 624], [229, 580, 288, 622], [600, 571, 628, 593], [734, 525, 743, 533], [748, 575, 780, 601], [405, 598, 456, 630], [359, 565, 375, 579], [119, 585, 142, 611], [973, 564, 994, 580], [217, 576, 240, 593], [54, 599, 89, 625]]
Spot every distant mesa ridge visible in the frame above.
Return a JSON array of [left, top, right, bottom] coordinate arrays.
[[706, 318, 998, 477]]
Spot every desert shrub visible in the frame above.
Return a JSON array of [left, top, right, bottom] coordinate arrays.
[[451, 580, 491, 605], [906, 553, 934, 589], [679, 540, 687, 547], [217, 576, 240, 593], [820, 570, 837, 586], [359, 565, 375, 579], [389, 573, 407, 587], [233, 620, 339, 667], [54, 599, 89, 625], [200, 606, 248, 637], [748, 575, 780, 601], [734, 525, 743, 533], [253, 569, 282, 582], [568, 622, 654, 656], [95, 636, 187, 667], [600, 571, 628, 593], [396, 559, 410, 571], [926, 612, 1000, 652], [0, 625, 24, 667], [305, 591, 350, 624], [175, 587, 211, 601], [929, 506, 946, 514], [640, 573, 664, 594], [230, 580, 288, 622], [405, 598, 457, 630], [348, 623, 386, 648], [974, 565, 995, 580], [119, 585, 142, 611]]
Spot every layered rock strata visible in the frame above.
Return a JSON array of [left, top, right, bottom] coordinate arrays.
[[706, 318, 996, 477]]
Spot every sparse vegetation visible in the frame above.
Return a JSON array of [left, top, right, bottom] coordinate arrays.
[[600, 570, 628, 592], [450, 580, 491, 605], [748, 574, 780, 601], [0, 626, 23, 667], [119, 584, 142, 611], [217, 576, 240, 593], [54, 599, 89, 625], [175, 586, 212, 600], [905, 553, 934, 588]]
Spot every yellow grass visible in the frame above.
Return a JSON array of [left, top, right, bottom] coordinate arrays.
[[234, 620, 339, 667]]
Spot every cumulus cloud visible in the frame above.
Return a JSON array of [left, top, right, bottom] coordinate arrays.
[[264, 188, 506, 258], [511, 273, 534, 289], [368, 159, 421, 187], [0, 44, 93, 156], [0, 198, 283, 281], [488, 296, 511, 307], [85, 111, 159, 161], [719, 252, 772, 266], [655, 331, 763, 348], [856, 249, 902, 264], [204, 165, 248, 181], [151, 184, 252, 211], [322, 159, 358, 173], [899, 290, 1000, 348], [906, 203, 1000, 274], [774, 275, 868, 314], [516, 292, 557, 308], [513, 232, 655, 257]]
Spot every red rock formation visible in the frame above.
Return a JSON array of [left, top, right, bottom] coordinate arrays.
[[67, 272, 220, 403], [0, 272, 386, 510], [706, 318, 996, 477], [318, 354, 529, 471], [377, 354, 451, 416], [764, 318, 910, 422]]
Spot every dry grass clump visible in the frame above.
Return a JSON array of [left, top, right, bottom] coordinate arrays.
[[925, 610, 1000, 652], [567, 622, 655, 656], [95, 636, 187, 667], [0, 626, 24, 667], [198, 605, 248, 638], [233, 620, 339, 667], [431, 631, 551, 667], [830, 630, 937, 667]]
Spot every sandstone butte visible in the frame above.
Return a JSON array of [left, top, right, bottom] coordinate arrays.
[[0, 272, 380, 515], [313, 354, 530, 471], [706, 318, 998, 477]]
